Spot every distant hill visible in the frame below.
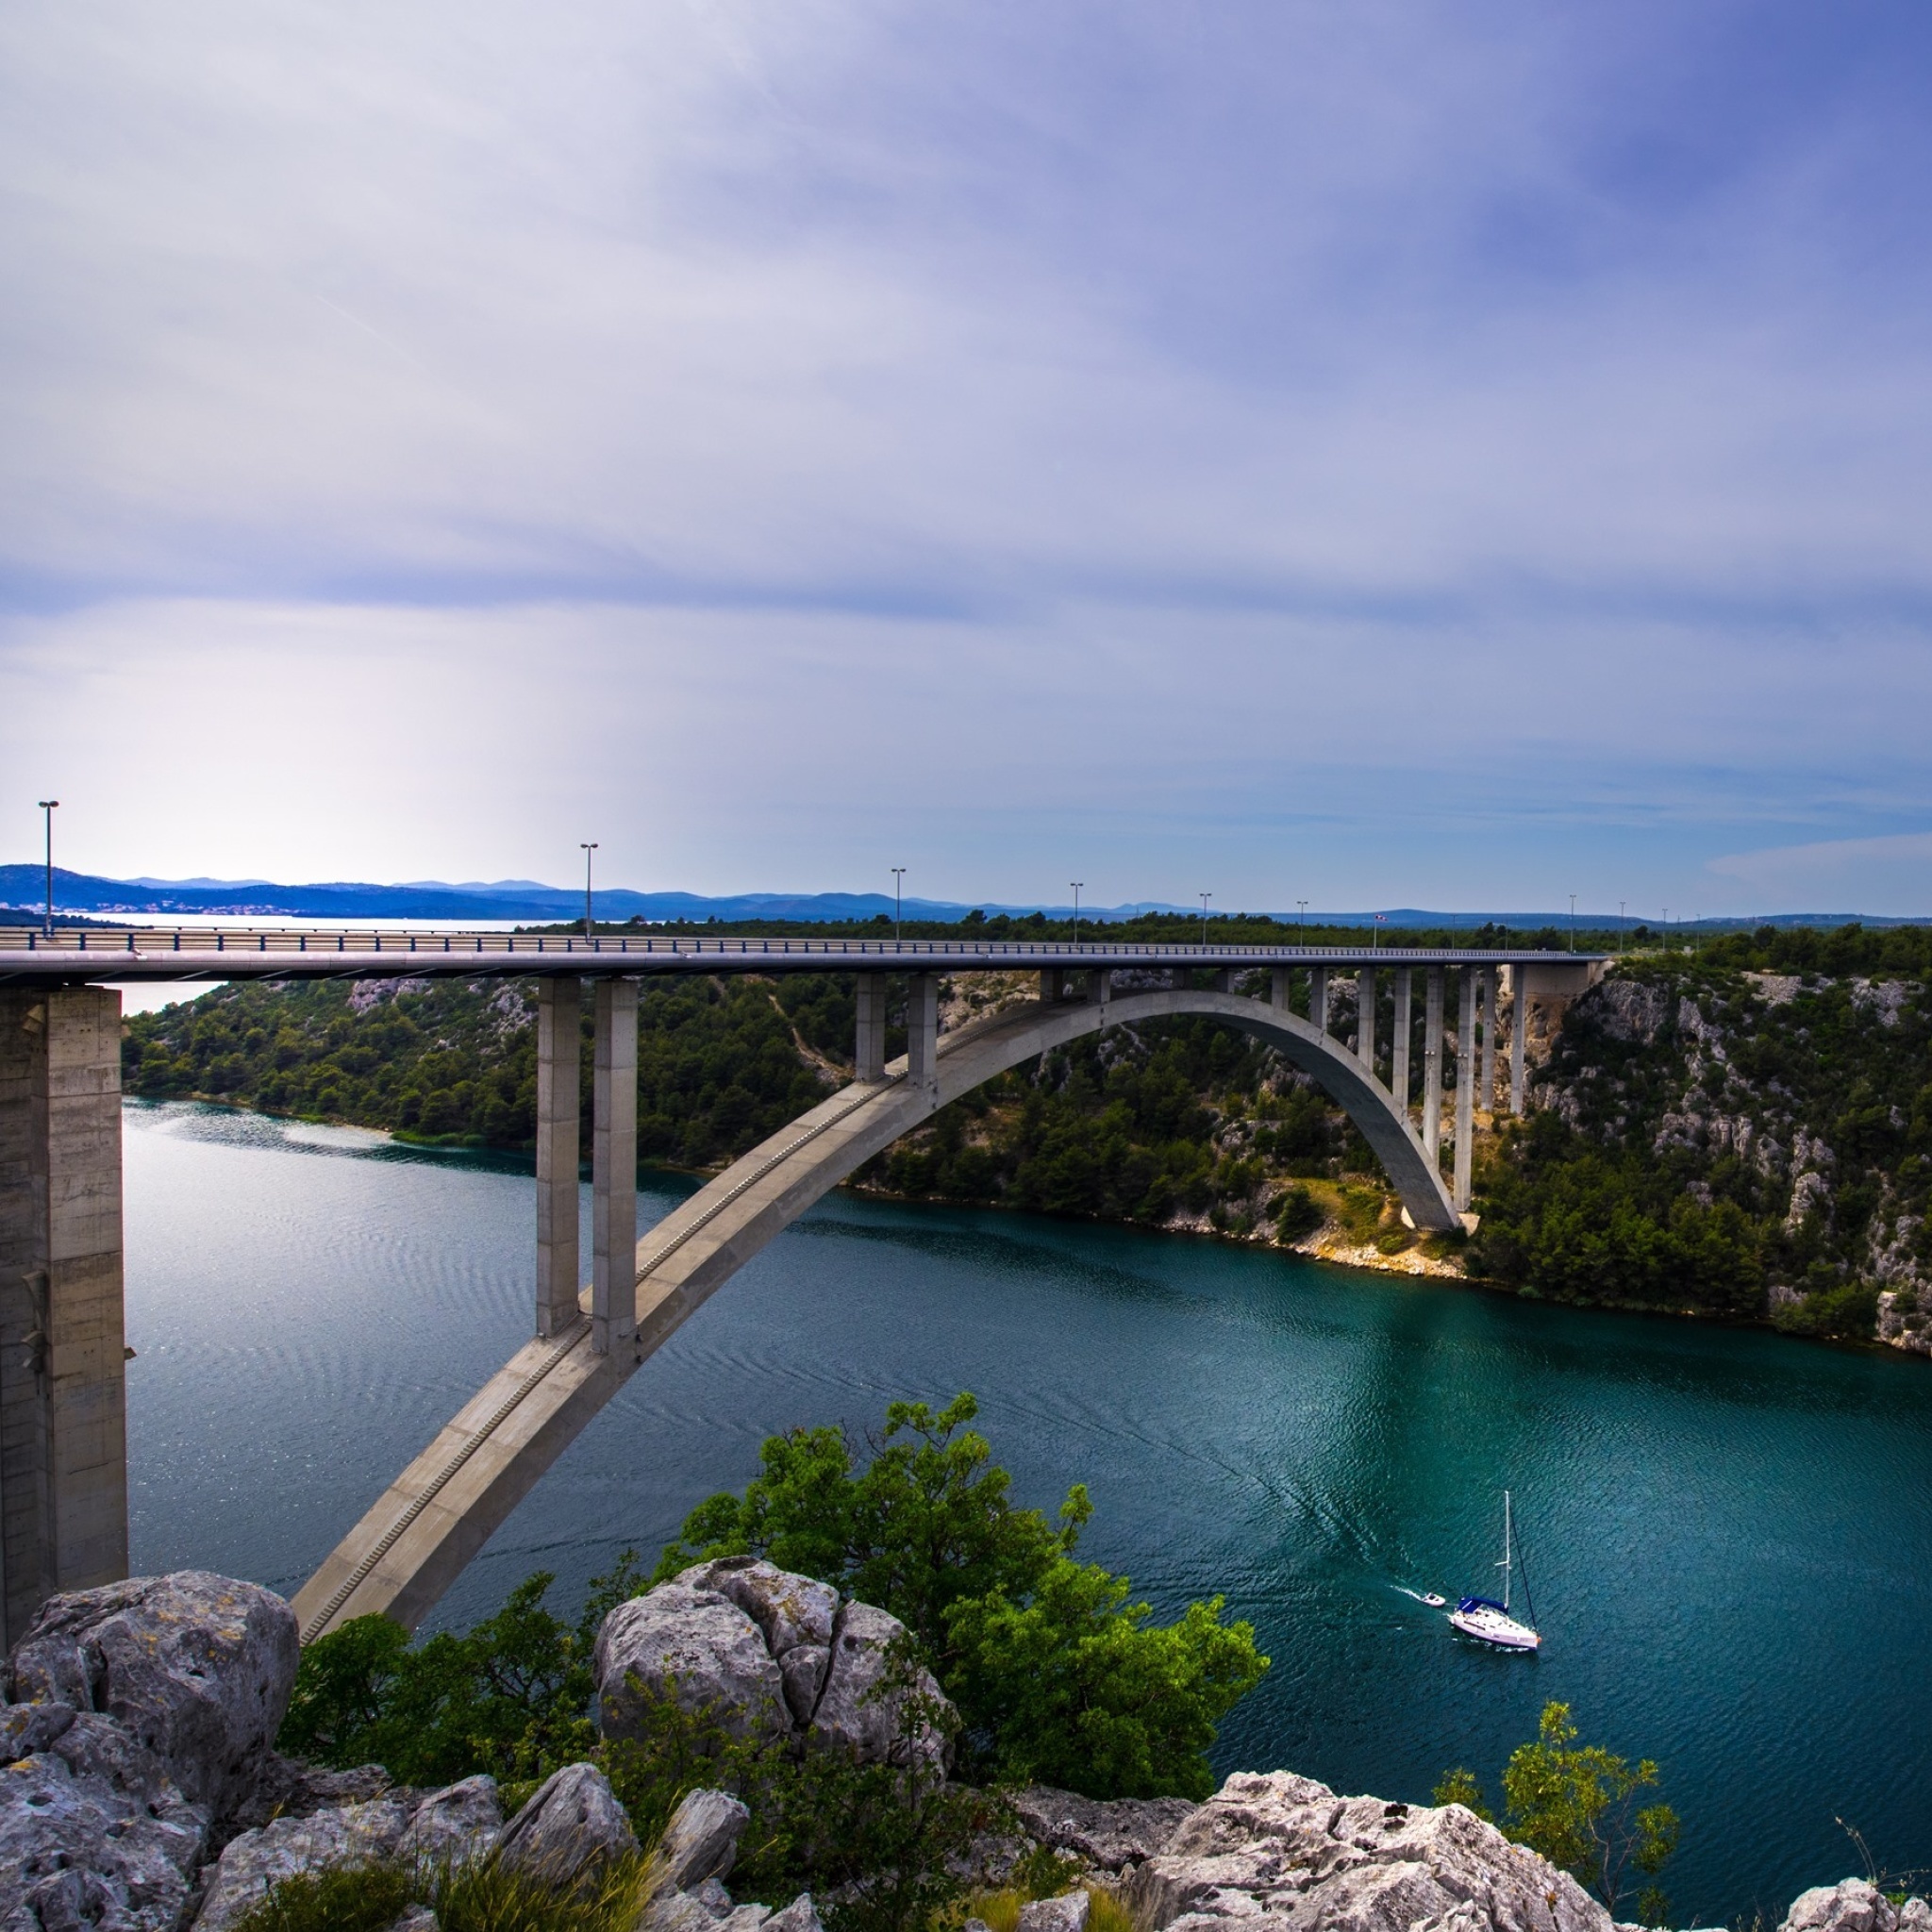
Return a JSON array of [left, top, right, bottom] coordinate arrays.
[[0, 864, 1920, 929]]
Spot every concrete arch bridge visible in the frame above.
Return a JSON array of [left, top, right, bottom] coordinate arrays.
[[0, 930, 1602, 1646]]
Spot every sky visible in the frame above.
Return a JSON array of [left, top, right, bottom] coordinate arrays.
[[6, 1, 1932, 916]]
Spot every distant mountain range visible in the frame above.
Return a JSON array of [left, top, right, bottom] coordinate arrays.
[[0, 865, 1920, 930]]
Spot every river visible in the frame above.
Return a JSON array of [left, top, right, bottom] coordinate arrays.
[[122, 1099, 1932, 1923]]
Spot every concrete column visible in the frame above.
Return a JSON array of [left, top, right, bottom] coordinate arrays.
[[1357, 968, 1376, 1072], [1454, 969, 1477, 1211], [1039, 968, 1064, 1005], [1391, 970, 1411, 1115], [1213, 968, 1235, 993], [534, 979, 582, 1339], [1422, 967, 1444, 1162], [854, 974, 887, 1081], [907, 974, 940, 1091], [1510, 966, 1528, 1114], [1270, 967, 1291, 1013], [1085, 969, 1111, 1011], [591, 979, 638, 1357], [0, 987, 128, 1650], [1479, 969, 1496, 1115], [1308, 967, 1328, 1036]]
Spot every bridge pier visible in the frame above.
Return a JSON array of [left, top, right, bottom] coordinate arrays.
[[1039, 968, 1065, 1004], [1308, 966, 1328, 1037], [1357, 968, 1376, 1071], [1270, 967, 1290, 1014], [1478, 969, 1496, 1112], [855, 974, 887, 1081], [1422, 968, 1444, 1158], [0, 986, 128, 1651], [907, 974, 940, 1091], [1510, 967, 1527, 1113], [534, 979, 582, 1339], [1454, 970, 1477, 1211], [1086, 968, 1111, 1012], [1391, 969, 1411, 1115], [591, 980, 637, 1356]]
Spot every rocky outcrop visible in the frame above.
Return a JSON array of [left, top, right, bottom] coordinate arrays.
[[640, 1786, 822, 1932], [594, 1558, 954, 1772], [1781, 1879, 1932, 1932], [1012, 1786, 1198, 1872], [1126, 1771, 1614, 1932], [8, 1571, 298, 1822], [1, 1704, 209, 1932]]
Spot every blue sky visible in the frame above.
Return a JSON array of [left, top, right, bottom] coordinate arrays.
[[5, 1, 1932, 914]]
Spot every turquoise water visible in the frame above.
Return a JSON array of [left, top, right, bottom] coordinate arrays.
[[123, 1100, 1932, 1924]]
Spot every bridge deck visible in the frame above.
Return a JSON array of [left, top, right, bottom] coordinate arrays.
[[0, 925, 1607, 985]]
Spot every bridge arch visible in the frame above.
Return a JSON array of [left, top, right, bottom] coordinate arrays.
[[292, 985, 1453, 1641]]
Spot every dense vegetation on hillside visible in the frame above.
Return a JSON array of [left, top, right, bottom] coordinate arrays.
[[1471, 946, 1932, 1341], [122, 919, 1932, 1346], [123, 974, 858, 1167]]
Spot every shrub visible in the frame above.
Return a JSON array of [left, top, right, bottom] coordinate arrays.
[[1435, 1702, 1679, 1925], [1273, 1186, 1323, 1241]]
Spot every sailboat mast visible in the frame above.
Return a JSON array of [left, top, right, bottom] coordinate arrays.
[[1502, 1491, 1512, 1612]]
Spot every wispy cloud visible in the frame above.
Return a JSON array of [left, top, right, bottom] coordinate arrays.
[[5, 2, 1932, 907]]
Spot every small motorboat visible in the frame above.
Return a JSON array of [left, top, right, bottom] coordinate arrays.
[[1420, 1592, 1447, 1608], [1448, 1491, 1541, 1651]]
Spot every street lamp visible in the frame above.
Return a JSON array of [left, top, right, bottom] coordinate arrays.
[[891, 867, 906, 943], [1619, 901, 1626, 953], [1296, 899, 1307, 931], [37, 800, 58, 936], [1569, 894, 1576, 953], [1199, 891, 1211, 947], [579, 842, 597, 939], [1071, 882, 1083, 949]]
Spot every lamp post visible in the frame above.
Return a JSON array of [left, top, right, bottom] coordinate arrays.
[[1374, 912, 1384, 952], [1296, 899, 1307, 931], [1199, 891, 1211, 947], [1619, 901, 1626, 953], [579, 842, 597, 938], [1569, 893, 1576, 953], [891, 868, 906, 943], [37, 800, 58, 936], [1071, 882, 1083, 949]]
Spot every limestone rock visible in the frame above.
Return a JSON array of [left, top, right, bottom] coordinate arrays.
[[675, 1558, 839, 1657], [809, 1602, 951, 1772], [1782, 1880, 1932, 1932], [692, 1875, 736, 1916], [8, 1570, 299, 1821], [779, 1644, 831, 1724], [1126, 1771, 1613, 1932], [764, 1900, 824, 1932], [1, 1708, 208, 1932], [1018, 1894, 1091, 1932], [641, 1890, 727, 1932], [229, 1753, 395, 1831], [390, 1910, 439, 1932], [496, 1761, 636, 1888], [193, 1794, 413, 1932], [658, 1787, 751, 1890], [1014, 1786, 1199, 1870], [596, 1586, 789, 1744], [397, 1773, 503, 1869]]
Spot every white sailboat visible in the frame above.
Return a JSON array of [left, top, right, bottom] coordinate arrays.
[[1449, 1491, 1541, 1651]]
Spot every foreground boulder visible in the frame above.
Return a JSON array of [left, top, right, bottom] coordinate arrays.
[[193, 1792, 414, 1931], [1127, 1771, 1614, 1932], [1, 1703, 208, 1932], [496, 1761, 638, 1888], [8, 1571, 298, 1822], [595, 1557, 953, 1771]]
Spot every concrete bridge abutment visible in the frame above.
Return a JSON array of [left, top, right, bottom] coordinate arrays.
[[0, 986, 128, 1650]]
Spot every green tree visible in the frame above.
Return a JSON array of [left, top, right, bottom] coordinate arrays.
[[655, 1392, 1268, 1798], [1435, 1703, 1680, 1924]]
